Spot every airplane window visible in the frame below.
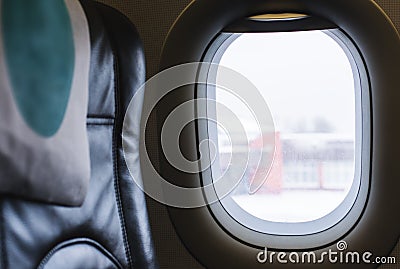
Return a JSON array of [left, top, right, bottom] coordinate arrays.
[[208, 30, 361, 228], [160, 0, 398, 262]]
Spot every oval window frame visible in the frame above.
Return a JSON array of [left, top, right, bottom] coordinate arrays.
[[158, 0, 400, 267], [199, 28, 368, 239]]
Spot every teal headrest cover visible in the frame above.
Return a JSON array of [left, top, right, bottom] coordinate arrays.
[[0, 0, 90, 206]]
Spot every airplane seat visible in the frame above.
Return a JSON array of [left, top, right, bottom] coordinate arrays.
[[0, 0, 158, 268]]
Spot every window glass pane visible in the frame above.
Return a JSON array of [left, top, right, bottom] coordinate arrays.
[[215, 31, 356, 223]]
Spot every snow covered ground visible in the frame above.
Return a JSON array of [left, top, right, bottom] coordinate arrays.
[[232, 189, 348, 222]]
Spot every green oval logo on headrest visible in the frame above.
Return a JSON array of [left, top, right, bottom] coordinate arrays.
[[2, 0, 75, 137]]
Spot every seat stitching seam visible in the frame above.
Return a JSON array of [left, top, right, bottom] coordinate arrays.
[[0, 199, 7, 269], [109, 32, 134, 269]]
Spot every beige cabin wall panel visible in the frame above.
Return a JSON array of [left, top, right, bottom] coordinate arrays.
[[96, 1, 399, 268]]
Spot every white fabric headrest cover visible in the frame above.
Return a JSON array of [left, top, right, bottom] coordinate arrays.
[[0, 0, 90, 206]]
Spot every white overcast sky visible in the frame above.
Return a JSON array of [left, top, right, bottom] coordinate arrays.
[[216, 30, 356, 138]]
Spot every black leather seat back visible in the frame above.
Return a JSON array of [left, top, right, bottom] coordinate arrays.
[[0, 1, 158, 268]]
